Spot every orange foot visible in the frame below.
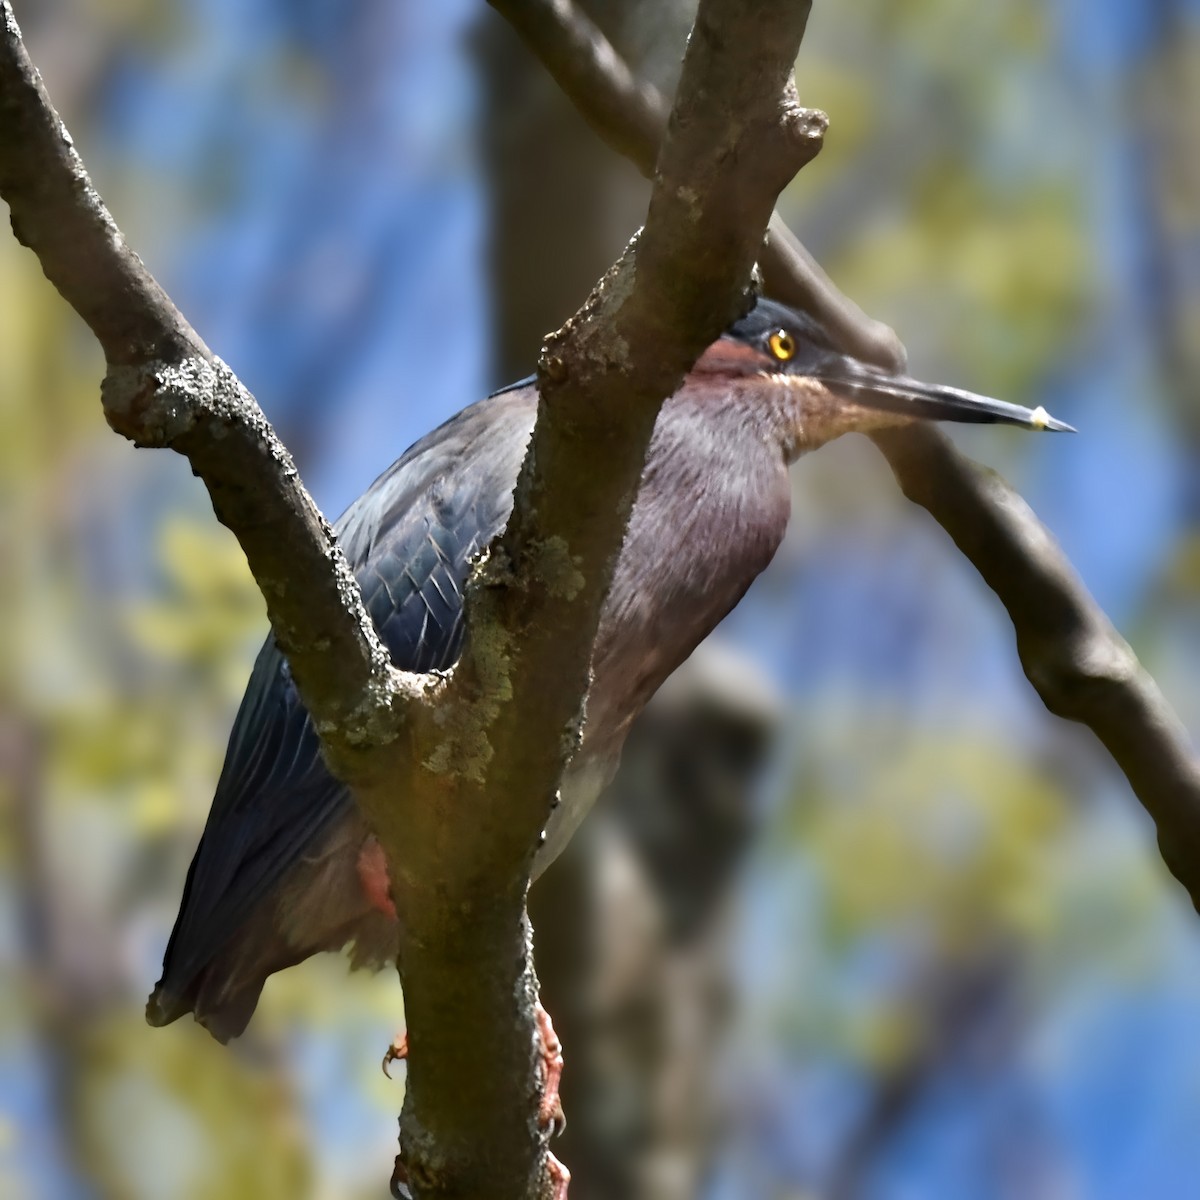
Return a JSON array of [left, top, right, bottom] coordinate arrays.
[[546, 1151, 571, 1200], [536, 1001, 569, 1198], [384, 1002, 569, 1196], [535, 1001, 565, 1136]]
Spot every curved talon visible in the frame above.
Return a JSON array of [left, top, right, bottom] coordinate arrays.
[[382, 1031, 408, 1079], [544, 1096, 566, 1140]]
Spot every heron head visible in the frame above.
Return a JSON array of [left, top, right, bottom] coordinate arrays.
[[688, 298, 1072, 459]]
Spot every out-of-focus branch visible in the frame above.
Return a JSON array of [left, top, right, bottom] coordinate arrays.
[[2, 715, 96, 1195], [873, 431, 1200, 905], [486, 0, 907, 372], [489, 0, 664, 178], [487, 0, 1200, 913], [0, 0, 419, 757]]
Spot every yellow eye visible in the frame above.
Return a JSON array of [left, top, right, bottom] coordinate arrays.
[[768, 329, 796, 362]]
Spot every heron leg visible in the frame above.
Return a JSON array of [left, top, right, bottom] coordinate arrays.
[[547, 1151, 571, 1200], [537, 1001, 570, 1195], [535, 1001, 566, 1136], [357, 835, 397, 920]]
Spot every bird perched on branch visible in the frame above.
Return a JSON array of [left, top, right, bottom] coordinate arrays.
[[148, 297, 1070, 1042]]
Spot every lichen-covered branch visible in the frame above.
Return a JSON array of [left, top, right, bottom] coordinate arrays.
[[489, 0, 1200, 913], [460, 0, 824, 863], [382, 3, 826, 1194], [0, 0, 417, 758]]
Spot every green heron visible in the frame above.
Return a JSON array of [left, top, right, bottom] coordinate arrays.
[[147, 297, 1069, 1040]]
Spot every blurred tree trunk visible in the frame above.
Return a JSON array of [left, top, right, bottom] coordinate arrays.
[[476, 2, 650, 380]]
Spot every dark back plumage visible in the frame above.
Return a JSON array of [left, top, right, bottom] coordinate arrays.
[[150, 386, 538, 1019]]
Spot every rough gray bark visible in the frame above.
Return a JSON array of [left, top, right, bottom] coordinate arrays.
[[488, 0, 1200, 917], [481, 9, 769, 1190], [0, 0, 824, 1195], [383, 6, 824, 1190]]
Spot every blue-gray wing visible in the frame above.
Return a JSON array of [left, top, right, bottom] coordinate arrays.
[[155, 385, 538, 998]]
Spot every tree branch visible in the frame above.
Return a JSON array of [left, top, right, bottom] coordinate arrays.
[[486, 0, 1200, 912], [463, 0, 824, 862], [0, 0, 419, 757], [873, 429, 1200, 902], [382, 3, 826, 1193]]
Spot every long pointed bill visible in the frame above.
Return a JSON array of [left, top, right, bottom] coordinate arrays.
[[813, 360, 1075, 433]]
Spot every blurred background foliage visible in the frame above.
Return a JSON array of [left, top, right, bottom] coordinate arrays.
[[1, 0, 1199, 1197]]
